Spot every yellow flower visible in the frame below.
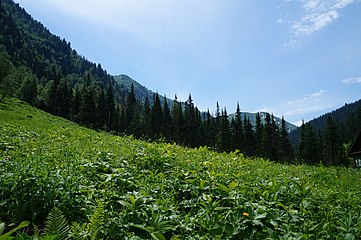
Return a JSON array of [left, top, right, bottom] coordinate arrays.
[[243, 212, 250, 217]]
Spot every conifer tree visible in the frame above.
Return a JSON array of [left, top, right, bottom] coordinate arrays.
[[105, 81, 115, 131], [47, 71, 61, 114], [142, 96, 152, 138], [125, 83, 136, 134], [262, 113, 273, 160], [215, 102, 221, 131], [216, 108, 231, 152], [80, 84, 97, 127], [20, 74, 38, 105], [231, 103, 244, 152], [244, 116, 255, 156], [322, 117, 341, 166], [255, 113, 263, 156], [72, 86, 81, 122], [0, 51, 15, 101], [55, 79, 72, 118], [96, 87, 107, 129], [279, 116, 293, 163], [152, 93, 163, 139], [298, 122, 320, 164], [163, 96, 171, 139], [171, 95, 183, 143], [184, 94, 197, 147]]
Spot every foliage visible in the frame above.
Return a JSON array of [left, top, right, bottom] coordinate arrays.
[[1, 98, 361, 239], [44, 208, 69, 240], [0, 221, 29, 239]]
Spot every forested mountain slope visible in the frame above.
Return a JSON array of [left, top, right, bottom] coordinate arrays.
[[290, 99, 361, 145]]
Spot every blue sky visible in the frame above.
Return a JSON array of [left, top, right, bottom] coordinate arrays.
[[14, 0, 361, 125]]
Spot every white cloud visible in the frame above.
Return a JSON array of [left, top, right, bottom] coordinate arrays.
[[310, 89, 325, 97], [283, 90, 332, 118], [282, 0, 354, 38], [254, 89, 332, 126], [286, 89, 325, 104], [293, 10, 339, 36], [342, 76, 361, 84]]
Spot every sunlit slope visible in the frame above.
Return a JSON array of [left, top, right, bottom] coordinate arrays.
[[1, 98, 361, 239]]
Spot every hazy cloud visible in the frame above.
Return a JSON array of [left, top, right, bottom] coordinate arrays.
[[286, 89, 325, 105], [255, 89, 332, 126], [342, 76, 361, 84], [29, 0, 223, 48]]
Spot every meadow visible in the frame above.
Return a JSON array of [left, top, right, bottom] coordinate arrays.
[[1, 98, 361, 239]]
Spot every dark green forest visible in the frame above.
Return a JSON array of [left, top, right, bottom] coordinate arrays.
[[0, 0, 360, 166]]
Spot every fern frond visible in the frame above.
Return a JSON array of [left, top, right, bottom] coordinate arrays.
[[86, 201, 105, 240], [45, 207, 70, 240], [69, 222, 87, 240]]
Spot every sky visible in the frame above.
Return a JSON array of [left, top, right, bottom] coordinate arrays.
[[14, 0, 361, 126]]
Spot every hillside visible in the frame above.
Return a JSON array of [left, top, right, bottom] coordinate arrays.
[[1, 98, 361, 239], [289, 99, 361, 145]]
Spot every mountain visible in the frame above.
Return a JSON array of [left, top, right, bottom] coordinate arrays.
[[0, 0, 113, 85], [289, 99, 361, 145], [229, 112, 298, 132], [113, 74, 173, 106]]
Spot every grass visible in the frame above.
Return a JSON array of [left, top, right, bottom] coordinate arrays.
[[1, 98, 361, 239]]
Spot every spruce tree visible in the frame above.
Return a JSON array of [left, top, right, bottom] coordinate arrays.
[[255, 113, 263, 156], [105, 81, 115, 131], [231, 103, 244, 152], [216, 108, 231, 152], [151, 93, 163, 139], [279, 116, 293, 163], [184, 94, 197, 147], [244, 117, 255, 156], [262, 113, 273, 160], [96, 87, 107, 129], [72, 86, 81, 122], [79, 84, 97, 127], [163, 96, 171, 139], [0, 51, 15, 101], [142, 96, 152, 138], [298, 122, 320, 165], [171, 95, 183, 143], [125, 83, 136, 134], [322, 117, 341, 166], [20, 75, 38, 105]]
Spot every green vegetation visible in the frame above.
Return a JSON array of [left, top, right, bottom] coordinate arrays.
[[1, 98, 361, 239]]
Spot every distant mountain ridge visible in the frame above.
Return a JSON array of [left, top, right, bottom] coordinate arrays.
[[289, 99, 361, 145], [113, 74, 173, 106], [229, 112, 297, 132]]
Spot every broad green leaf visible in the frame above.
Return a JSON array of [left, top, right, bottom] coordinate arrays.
[[0, 221, 30, 240], [151, 232, 166, 240], [228, 181, 238, 190], [0, 223, 4, 235]]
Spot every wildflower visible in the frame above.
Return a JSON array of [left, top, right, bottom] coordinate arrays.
[[243, 212, 250, 217]]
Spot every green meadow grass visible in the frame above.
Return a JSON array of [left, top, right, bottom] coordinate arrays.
[[1, 98, 361, 239]]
